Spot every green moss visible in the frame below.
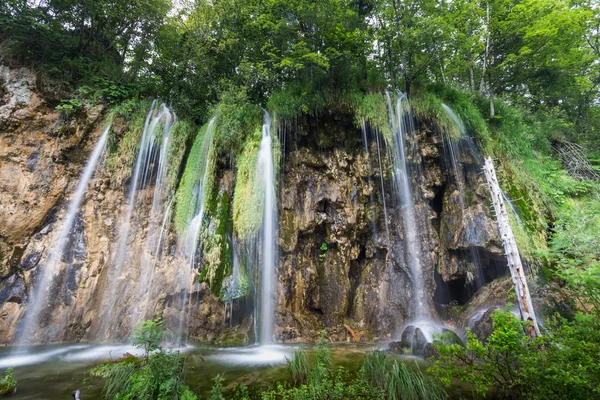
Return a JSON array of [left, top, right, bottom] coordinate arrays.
[[165, 120, 196, 191], [410, 91, 457, 138], [174, 121, 214, 234], [199, 192, 234, 297], [418, 84, 491, 148], [218, 330, 248, 346], [232, 129, 264, 240], [105, 99, 153, 187]]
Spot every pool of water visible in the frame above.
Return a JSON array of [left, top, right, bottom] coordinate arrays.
[[0, 342, 381, 399]]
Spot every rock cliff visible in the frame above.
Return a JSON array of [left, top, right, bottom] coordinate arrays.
[[0, 65, 509, 344]]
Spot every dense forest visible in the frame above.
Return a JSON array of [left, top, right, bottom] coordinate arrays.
[[1, 0, 600, 399]]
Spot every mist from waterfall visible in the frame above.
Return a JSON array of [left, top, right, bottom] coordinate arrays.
[[256, 111, 277, 345], [17, 125, 110, 346]]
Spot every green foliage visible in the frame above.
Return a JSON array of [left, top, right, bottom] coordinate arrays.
[[209, 374, 225, 400], [551, 198, 600, 304], [130, 318, 165, 360], [91, 320, 198, 400], [227, 341, 444, 400], [267, 83, 326, 119], [319, 243, 328, 260], [213, 87, 262, 159], [0, 368, 17, 395], [420, 84, 491, 147], [77, 77, 138, 105], [1, 0, 170, 88], [410, 91, 456, 137], [286, 351, 309, 385], [352, 92, 392, 141], [55, 98, 83, 117], [429, 309, 600, 399]]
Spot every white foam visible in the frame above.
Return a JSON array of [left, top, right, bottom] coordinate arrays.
[[209, 345, 294, 366], [0, 345, 89, 368]]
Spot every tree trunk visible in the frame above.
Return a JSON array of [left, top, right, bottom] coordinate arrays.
[[483, 158, 540, 338], [489, 80, 495, 117], [467, 51, 475, 90], [480, 2, 490, 94]]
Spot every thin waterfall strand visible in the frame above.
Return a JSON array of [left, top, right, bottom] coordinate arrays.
[[17, 125, 110, 346], [385, 91, 428, 320]]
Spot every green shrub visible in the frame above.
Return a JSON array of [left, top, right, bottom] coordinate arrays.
[[91, 320, 198, 400], [55, 98, 83, 117], [429, 309, 600, 399], [212, 87, 262, 159]]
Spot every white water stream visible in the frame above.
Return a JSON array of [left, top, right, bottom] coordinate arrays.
[[17, 125, 110, 345]]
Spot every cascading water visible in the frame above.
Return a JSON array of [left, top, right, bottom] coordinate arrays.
[[256, 111, 277, 345], [17, 125, 110, 345], [175, 118, 215, 342], [441, 104, 485, 288], [385, 91, 429, 320], [98, 101, 175, 338]]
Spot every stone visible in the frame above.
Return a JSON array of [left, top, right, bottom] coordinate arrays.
[[398, 325, 429, 355], [470, 307, 499, 342]]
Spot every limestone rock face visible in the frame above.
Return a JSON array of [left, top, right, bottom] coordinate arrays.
[[0, 68, 509, 345]]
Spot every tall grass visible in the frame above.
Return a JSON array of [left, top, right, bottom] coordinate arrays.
[[361, 351, 447, 400], [286, 350, 310, 384], [97, 362, 136, 398]]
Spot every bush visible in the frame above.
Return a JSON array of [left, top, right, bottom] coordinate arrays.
[[429, 309, 600, 399], [91, 320, 198, 400]]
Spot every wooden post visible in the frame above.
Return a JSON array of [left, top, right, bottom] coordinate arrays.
[[483, 158, 540, 337]]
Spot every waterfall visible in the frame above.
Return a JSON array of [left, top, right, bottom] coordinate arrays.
[[385, 91, 429, 320], [175, 118, 215, 343], [441, 104, 485, 288], [17, 125, 110, 346], [256, 111, 277, 345], [98, 101, 175, 338]]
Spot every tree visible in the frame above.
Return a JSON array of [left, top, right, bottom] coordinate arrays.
[[130, 318, 165, 360]]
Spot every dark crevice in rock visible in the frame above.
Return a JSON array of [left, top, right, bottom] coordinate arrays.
[[346, 244, 366, 318]]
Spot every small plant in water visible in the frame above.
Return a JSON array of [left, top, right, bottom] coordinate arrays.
[[0, 368, 17, 395], [286, 350, 310, 384]]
